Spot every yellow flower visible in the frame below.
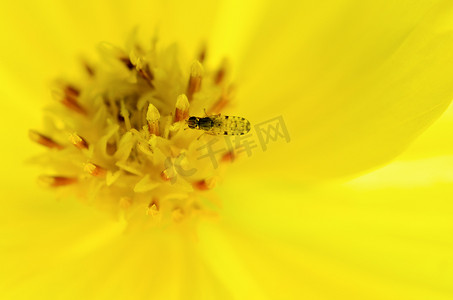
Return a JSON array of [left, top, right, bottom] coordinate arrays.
[[2, 0, 453, 299], [28, 36, 241, 227]]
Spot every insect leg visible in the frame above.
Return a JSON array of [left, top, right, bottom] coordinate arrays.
[[197, 132, 206, 140]]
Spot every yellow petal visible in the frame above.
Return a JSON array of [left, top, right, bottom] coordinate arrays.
[[0, 185, 179, 299], [214, 151, 453, 299], [397, 101, 453, 161], [227, 1, 453, 180]]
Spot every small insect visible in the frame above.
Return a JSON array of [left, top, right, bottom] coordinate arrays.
[[187, 114, 251, 135]]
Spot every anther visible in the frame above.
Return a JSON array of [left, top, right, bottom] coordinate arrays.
[[137, 65, 154, 87], [174, 94, 190, 122], [221, 151, 235, 163], [192, 178, 216, 190], [38, 176, 77, 187], [187, 61, 203, 101], [84, 163, 107, 177], [61, 96, 87, 115], [172, 208, 184, 222], [146, 104, 160, 136], [214, 59, 228, 85], [64, 85, 80, 98], [57, 84, 87, 115], [69, 133, 89, 150], [29, 130, 64, 150], [160, 169, 174, 182], [198, 44, 207, 63], [84, 62, 95, 77], [146, 200, 159, 217], [119, 57, 134, 70]]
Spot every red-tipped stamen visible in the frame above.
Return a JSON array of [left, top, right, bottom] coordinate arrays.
[[192, 178, 216, 190], [187, 61, 203, 101], [39, 176, 77, 187], [69, 133, 89, 150], [174, 94, 190, 122], [146, 104, 160, 136], [84, 163, 107, 177], [29, 130, 64, 150]]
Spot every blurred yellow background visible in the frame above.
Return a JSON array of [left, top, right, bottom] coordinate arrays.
[[1, 0, 453, 299]]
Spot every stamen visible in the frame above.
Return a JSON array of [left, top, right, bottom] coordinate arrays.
[[34, 37, 239, 226], [39, 176, 77, 187], [84, 62, 95, 77], [69, 133, 89, 150], [160, 169, 174, 181], [29, 130, 64, 150], [172, 208, 184, 222], [214, 59, 228, 85], [64, 85, 80, 98], [61, 95, 87, 115], [134, 43, 144, 55], [198, 44, 207, 63], [208, 85, 233, 114], [120, 101, 132, 130], [146, 199, 159, 217], [221, 151, 235, 163], [137, 64, 154, 87], [119, 197, 132, 209], [174, 94, 190, 122], [120, 57, 134, 70], [146, 104, 160, 136], [54, 84, 87, 115], [84, 163, 107, 177], [106, 143, 117, 156], [187, 61, 203, 101], [193, 178, 216, 190]]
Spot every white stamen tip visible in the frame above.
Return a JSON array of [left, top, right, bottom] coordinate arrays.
[[176, 94, 189, 110], [190, 60, 204, 78], [174, 94, 190, 122], [146, 104, 160, 122]]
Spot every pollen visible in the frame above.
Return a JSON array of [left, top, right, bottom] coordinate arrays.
[[30, 35, 237, 228]]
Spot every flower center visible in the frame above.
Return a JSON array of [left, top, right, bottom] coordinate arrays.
[[30, 37, 237, 228]]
